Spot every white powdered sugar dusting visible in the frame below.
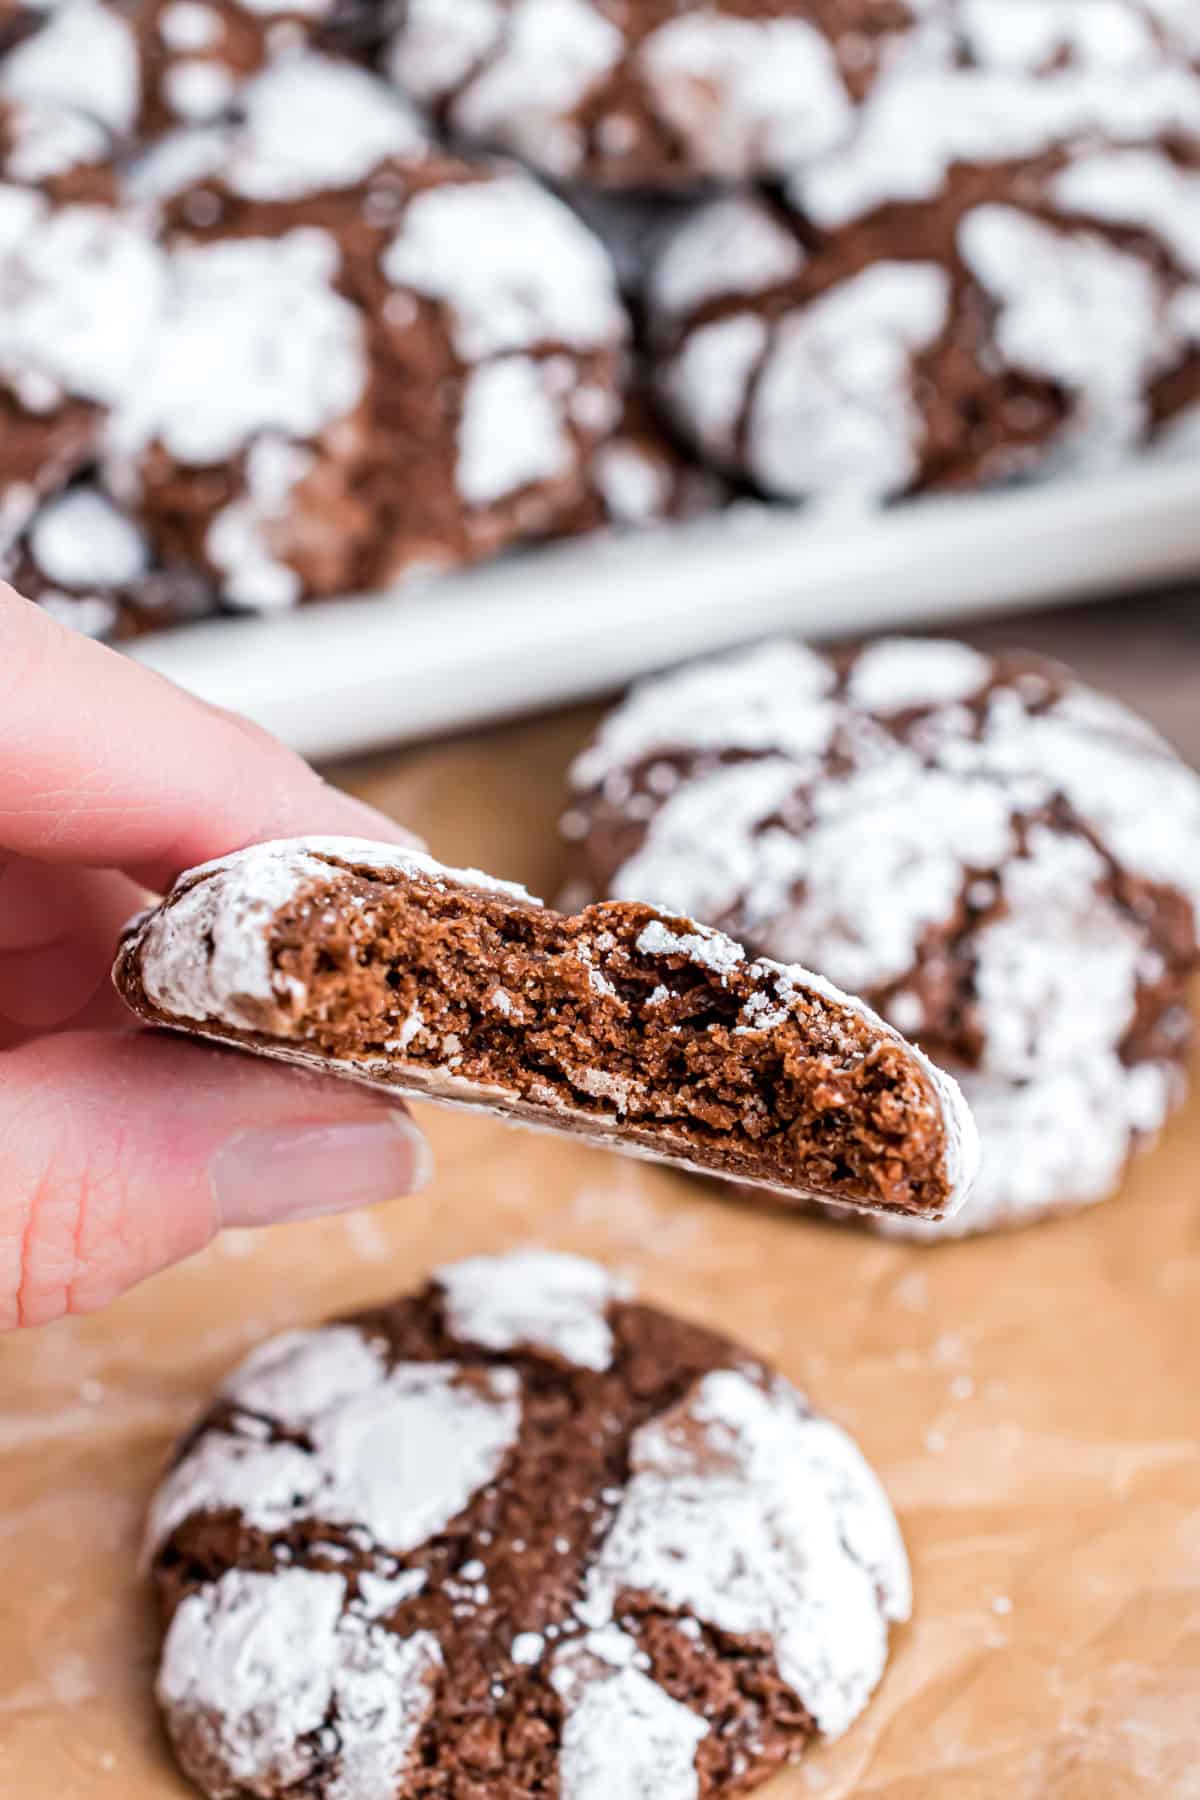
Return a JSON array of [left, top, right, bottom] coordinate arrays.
[[552, 1630, 709, 1798], [848, 638, 991, 712], [0, 190, 167, 413], [126, 836, 540, 1030], [639, 14, 852, 179], [870, 1053, 1178, 1240], [102, 230, 365, 468], [957, 204, 1166, 466], [145, 1333, 521, 1556], [791, 41, 1200, 227], [457, 355, 573, 505], [2, 95, 111, 184], [574, 1369, 911, 1740], [157, 1567, 441, 1799], [29, 485, 148, 587], [178, 53, 427, 201], [384, 0, 504, 100], [0, 0, 141, 134], [1053, 148, 1200, 279], [434, 0, 624, 180], [569, 638, 837, 788], [436, 1250, 631, 1371], [661, 312, 768, 469], [635, 917, 745, 979], [747, 262, 950, 500], [382, 173, 624, 362], [206, 434, 315, 610], [650, 193, 805, 320]]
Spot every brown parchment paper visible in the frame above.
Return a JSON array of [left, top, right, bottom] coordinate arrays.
[[3, 685, 1200, 1800]]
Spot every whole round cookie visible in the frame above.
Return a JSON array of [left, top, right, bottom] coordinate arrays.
[[0, 0, 385, 140], [382, 0, 934, 188], [562, 636, 1200, 1085], [0, 90, 164, 548], [648, 18, 1200, 499], [147, 1250, 911, 1799], [105, 54, 626, 609]]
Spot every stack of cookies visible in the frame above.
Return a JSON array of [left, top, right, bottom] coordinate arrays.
[[562, 635, 1200, 1236], [1, 0, 1197, 637]]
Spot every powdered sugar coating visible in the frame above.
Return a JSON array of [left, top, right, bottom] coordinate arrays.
[[382, 0, 924, 186], [145, 1334, 522, 1556], [435, 1249, 631, 1371], [381, 173, 624, 364], [575, 1369, 911, 1740], [158, 1567, 441, 1799], [28, 484, 148, 586], [122, 836, 539, 1031], [150, 1255, 912, 1796], [552, 1631, 709, 1799], [0, 0, 141, 134], [639, 14, 852, 179], [140, 53, 427, 200], [566, 638, 1200, 1081], [0, 187, 166, 415]]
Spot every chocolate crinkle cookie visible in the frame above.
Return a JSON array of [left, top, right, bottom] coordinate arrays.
[[647, 4, 1200, 500], [113, 834, 978, 1218], [562, 635, 1200, 1234], [382, 0, 933, 190], [0, 89, 163, 548], [146, 1249, 912, 1800], [98, 52, 626, 609]]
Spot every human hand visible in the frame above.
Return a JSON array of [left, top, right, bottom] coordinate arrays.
[[0, 588, 432, 1330]]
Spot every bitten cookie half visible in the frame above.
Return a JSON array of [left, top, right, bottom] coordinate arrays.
[[146, 1249, 912, 1800], [113, 836, 977, 1220]]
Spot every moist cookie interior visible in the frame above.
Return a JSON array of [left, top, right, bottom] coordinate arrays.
[[259, 864, 951, 1215]]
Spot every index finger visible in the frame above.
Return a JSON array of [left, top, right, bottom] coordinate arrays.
[[0, 587, 416, 892]]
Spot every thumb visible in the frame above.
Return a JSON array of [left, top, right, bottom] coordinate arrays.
[[1, 1031, 431, 1330]]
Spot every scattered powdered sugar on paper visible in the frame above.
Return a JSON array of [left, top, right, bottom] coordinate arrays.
[[639, 13, 851, 179], [124, 836, 541, 1030], [574, 1368, 910, 1740], [551, 1629, 709, 1798], [747, 262, 950, 500], [157, 1567, 441, 1799], [145, 1331, 521, 1556], [436, 1250, 630, 1372], [382, 172, 624, 362]]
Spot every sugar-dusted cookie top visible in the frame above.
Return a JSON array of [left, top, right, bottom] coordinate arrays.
[[148, 1249, 912, 1799]]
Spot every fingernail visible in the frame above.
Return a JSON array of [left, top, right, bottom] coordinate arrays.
[[210, 1111, 433, 1229]]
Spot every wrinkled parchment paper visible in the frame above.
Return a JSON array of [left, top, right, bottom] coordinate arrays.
[[3, 680, 1200, 1800]]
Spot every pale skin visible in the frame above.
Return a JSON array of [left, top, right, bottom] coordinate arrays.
[[0, 587, 432, 1331]]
